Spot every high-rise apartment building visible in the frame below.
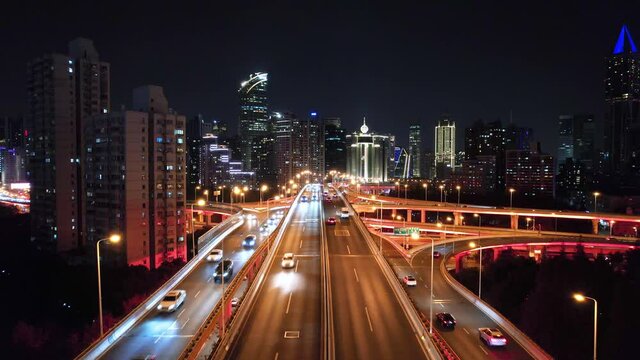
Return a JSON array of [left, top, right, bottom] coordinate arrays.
[[27, 38, 110, 252], [273, 111, 303, 185], [454, 155, 497, 195], [346, 119, 391, 182], [324, 118, 347, 174], [238, 72, 268, 172], [505, 147, 554, 198], [604, 25, 640, 192], [408, 123, 422, 178], [84, 86, 186, 269], [434, 116, 456, 178], [187, 114, 205, 195], [302, 112, 325, 177], [393, 147, 411, 179], [557, 115, 574, 172]]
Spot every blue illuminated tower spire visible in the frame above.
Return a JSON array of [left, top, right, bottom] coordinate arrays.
[[613, 24, 637, 54]]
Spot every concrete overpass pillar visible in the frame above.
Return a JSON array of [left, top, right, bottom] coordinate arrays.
[[391, 209, 397, 219], [421, 210, 426, 223], [592, 218, 599, 235], [454, 212, 462, 226], [510, 214, 519, 230], [455, 253, 465, 273]]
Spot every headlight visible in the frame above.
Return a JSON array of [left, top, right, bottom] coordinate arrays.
[[157, 305, 163, 310], [223, 271, 229, 276], [168, 304, 175, 310]]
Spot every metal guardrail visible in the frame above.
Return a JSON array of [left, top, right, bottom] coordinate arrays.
[[320, 191, 335, 360], [207, 186, 308, 360], [338, 188, 443, 360], [75, 211, 244, 360], [439, 253, 553, 360]]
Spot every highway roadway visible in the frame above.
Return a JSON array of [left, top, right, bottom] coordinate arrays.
[[384, 237, 535, 359], [229, 186, 323, 360], [101, 211, 277, 360], [326, 195, 428, 359]]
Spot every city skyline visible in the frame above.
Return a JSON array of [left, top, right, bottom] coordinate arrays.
[[1, 3, 639, 150]]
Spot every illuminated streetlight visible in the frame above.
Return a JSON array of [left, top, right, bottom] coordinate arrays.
[[422, 183, 428, 202], [593, 192, 600, 213], [509, 188, 516, 209], [194, 185, 201, 202], [573, 293, 598, 360], [191, 199, 206, 259], [96, 233, 121, 338], [610, 220, 615, 236], [456, 185, 461, 207], [203, 189, 209, 203], [260, 184, 268, 206]]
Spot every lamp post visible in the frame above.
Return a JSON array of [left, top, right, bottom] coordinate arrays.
[[439, 185, 444, 203], [593, 192, 600, 213], [474, 213, 481, 234], [395, 181, 400, 198], [456, 185, 461, 207], [191, 199, 206, 259], [573, 293, 598, 360], [260, 185, 268, 206], [203, 190, 209, 204], [232, 186, 240, 205], [422, 183, 428, 201], [609, 220, 615, 236], [240, 192, 245, 203], [509, 188, 515, 209], [526, 217, 532, 231], [397, 215, 407, 250], [96, 234, 121, 338], [404, 184, 408, 200], [194, 185, 201, 201]]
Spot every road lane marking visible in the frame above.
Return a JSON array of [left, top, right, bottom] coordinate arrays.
[[463, 328, 470, 335], [353, 268, 360, 283], [440, 303, 445, 308], [207, 275, 213, 283], [299, 239, 303, 248], [194, 290, 201, 299], [284, 330, 300, 338], [478, 345, 488, 355], [274, 353, 279, 360], [286, 292, 292, 314], [364, 306, 374, 332], [302, 225, 306, 232], [346, 245, 351, 255], [295, 260, 300, 272], [181, 317, 190, 329], [178, 309, 186, 318]]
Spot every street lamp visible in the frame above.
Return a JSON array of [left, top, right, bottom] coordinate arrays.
[[194, 185, 201, 201], [232, 186, 240, 205], [396, 215, 407, 250], [395, 181, 400, 198], [474, 213, 481, 235], [240, 192, 245, 203], [573, 293, 598, 360], [526, 217, 532, 230], [191, 199, 206, 259], [260, 185, 268, 206], [404, 184, 408, 200], [422, 183, 428, 201], [203, 189, 209, 203], [439, 185, 444, 203], [509, 188, 516, 209], [456, 185, 461, 207], [469, 241, 482, 299], [593, 192, 600, 213], [96, 233, 121, 338], [609, 220, 615, 236]]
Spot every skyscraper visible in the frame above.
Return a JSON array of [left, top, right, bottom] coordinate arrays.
[[302, 112, 324, 177], [434, 116, 456, 178], [187, 114, 205, 196], [346, 119, 391, 182], [557, 115, 574, 173], [324, 118, 347, 174], [84, 86, 186, 269], [273, 111, 303, 185], [505, 146, 554, 198], [604, 25, 640, 192], [27, 38, 110, 252], [408, 123, 422, 178], [238, 72, 268, 172]]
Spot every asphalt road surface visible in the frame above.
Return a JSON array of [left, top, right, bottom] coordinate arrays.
[[385, 236, 537, 360], [326, 195, 428, 360], [229, 186, 322, 360], [101, 211, 276, 360]]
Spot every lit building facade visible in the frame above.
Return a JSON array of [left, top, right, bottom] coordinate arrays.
[[346, 119, 391, 182], [454, 155, 497, 195], [604, 25, 640, 192], [505, 148, 554, 198], [408, 123, 422, 178], [84, 86, 186, 269], [27, 38, 110, 252], [238, 72, 268, 172], [302, 112, 325, 177], [435, 116, 456, 178], [324, 118, 347, 174], [273, 111, 303, 185]]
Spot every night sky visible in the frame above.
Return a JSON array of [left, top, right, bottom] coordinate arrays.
[[1, 1, 638, 150]]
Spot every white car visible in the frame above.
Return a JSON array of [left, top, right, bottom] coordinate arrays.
[[206, 249, 223, 262], [479, 328, 508, 347], [245, 213, 256, 220], [231, 297, 240, 307], [403, 275, 417, 286], [157, 290, 186, 312], [260, 223, 269, 232], [281, 253, 295, 269]]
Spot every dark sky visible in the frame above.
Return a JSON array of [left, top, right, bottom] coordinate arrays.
[[1, 1, 638, 151]]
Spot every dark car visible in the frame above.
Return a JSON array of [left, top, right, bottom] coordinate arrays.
[[433, 251, 441, 258], [436, 312, 456, 328], [242, 234, 257, 248], [326, 217, 337, 225], [214, 259, 234, 281]]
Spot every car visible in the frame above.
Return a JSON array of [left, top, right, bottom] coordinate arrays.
[[242, 234, 257, 247], [277, 210, 284, 216], [157, 290, 186, 312], [326, 217, 337, 225], [479, 328, 508, 347], [433, 251, 441, 258], [206, 249, 223, 262], [214, 259, 234, 281], [231, 297, 240, 307], [245, 213, 256, 220], [340, 207, 350, 219], [260, 223, 269, 232], [281, 253, 295, 268], [435, 313, 456, 328], [403, 275, 417, 286]]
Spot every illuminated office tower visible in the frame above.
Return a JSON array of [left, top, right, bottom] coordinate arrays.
[[238, 72, 268, 172], [434, 116, 456, 178]]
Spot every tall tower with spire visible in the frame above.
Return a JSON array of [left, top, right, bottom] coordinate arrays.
[[604, 25, 640, 193]]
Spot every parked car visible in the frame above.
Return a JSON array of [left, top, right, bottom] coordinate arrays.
[[479, 328, 508, 347], [403, 275, 417, 286], [206, 249, 223, 262], [157, 290, 186, 312], [435, 313, 456, 328]]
